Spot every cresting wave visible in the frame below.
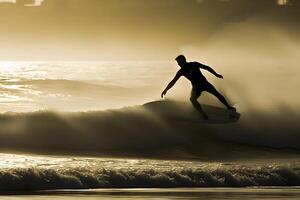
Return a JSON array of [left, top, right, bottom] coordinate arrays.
[[0, 100, 299, 159], [0, 163, 300, 190]]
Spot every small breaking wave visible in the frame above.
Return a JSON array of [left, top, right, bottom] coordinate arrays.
[[0, 163, 299, 190]]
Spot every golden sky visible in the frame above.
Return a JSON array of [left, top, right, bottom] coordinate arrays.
[[0, 0, 299, 60]]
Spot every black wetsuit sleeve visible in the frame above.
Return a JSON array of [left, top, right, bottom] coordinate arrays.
[[174, 69, 183, 79], [194, 62, 209, 69], [196, 62, 220, 77], [164, 70, 182, 91]]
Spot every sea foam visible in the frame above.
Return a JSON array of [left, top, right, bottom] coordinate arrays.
[[0, 154, 299, 191]]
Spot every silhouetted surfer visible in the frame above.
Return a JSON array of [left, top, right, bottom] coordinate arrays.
[[161, 55, 236, 119]]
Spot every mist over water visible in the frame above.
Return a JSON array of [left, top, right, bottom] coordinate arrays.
[[0, 59, 299, 152]]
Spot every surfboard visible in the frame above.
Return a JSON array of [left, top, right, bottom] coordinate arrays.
[[143, 100, 240, 124]]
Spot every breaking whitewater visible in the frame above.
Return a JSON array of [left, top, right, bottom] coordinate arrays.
[[0, 62, 300, 191], [0, 154, 300, 191], [0, 100, 299, 191]]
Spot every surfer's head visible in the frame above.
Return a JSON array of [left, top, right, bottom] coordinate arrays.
[[175, 55, 186, 67]]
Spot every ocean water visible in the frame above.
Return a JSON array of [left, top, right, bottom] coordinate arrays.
[[2, 188, 300, 200], [0, 61, 173, 112], [0, 153, 299, 188], [0, 153, 299, 199], [0, 62, 299, 199]]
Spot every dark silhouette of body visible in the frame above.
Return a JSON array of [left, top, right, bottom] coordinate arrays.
[[161, 55, 236, 119]]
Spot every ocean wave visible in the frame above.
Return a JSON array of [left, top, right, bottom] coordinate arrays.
[[0, 164, 299, 190], [0, 100, 299, 159], [0, 78, 158, 112]]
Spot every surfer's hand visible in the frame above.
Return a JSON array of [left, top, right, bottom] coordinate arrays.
[[161, 90, 167, 98], [217, 74, 223, 79]]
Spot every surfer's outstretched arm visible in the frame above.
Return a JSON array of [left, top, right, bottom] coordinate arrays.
[[198, 63, 223, 79], [161, 70, 182, 98]]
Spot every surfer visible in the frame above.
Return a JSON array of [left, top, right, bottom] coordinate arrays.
[[161, 55, 236, 119]]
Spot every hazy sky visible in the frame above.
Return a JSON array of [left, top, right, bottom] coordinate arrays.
[[0, 0, 299, 60]]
